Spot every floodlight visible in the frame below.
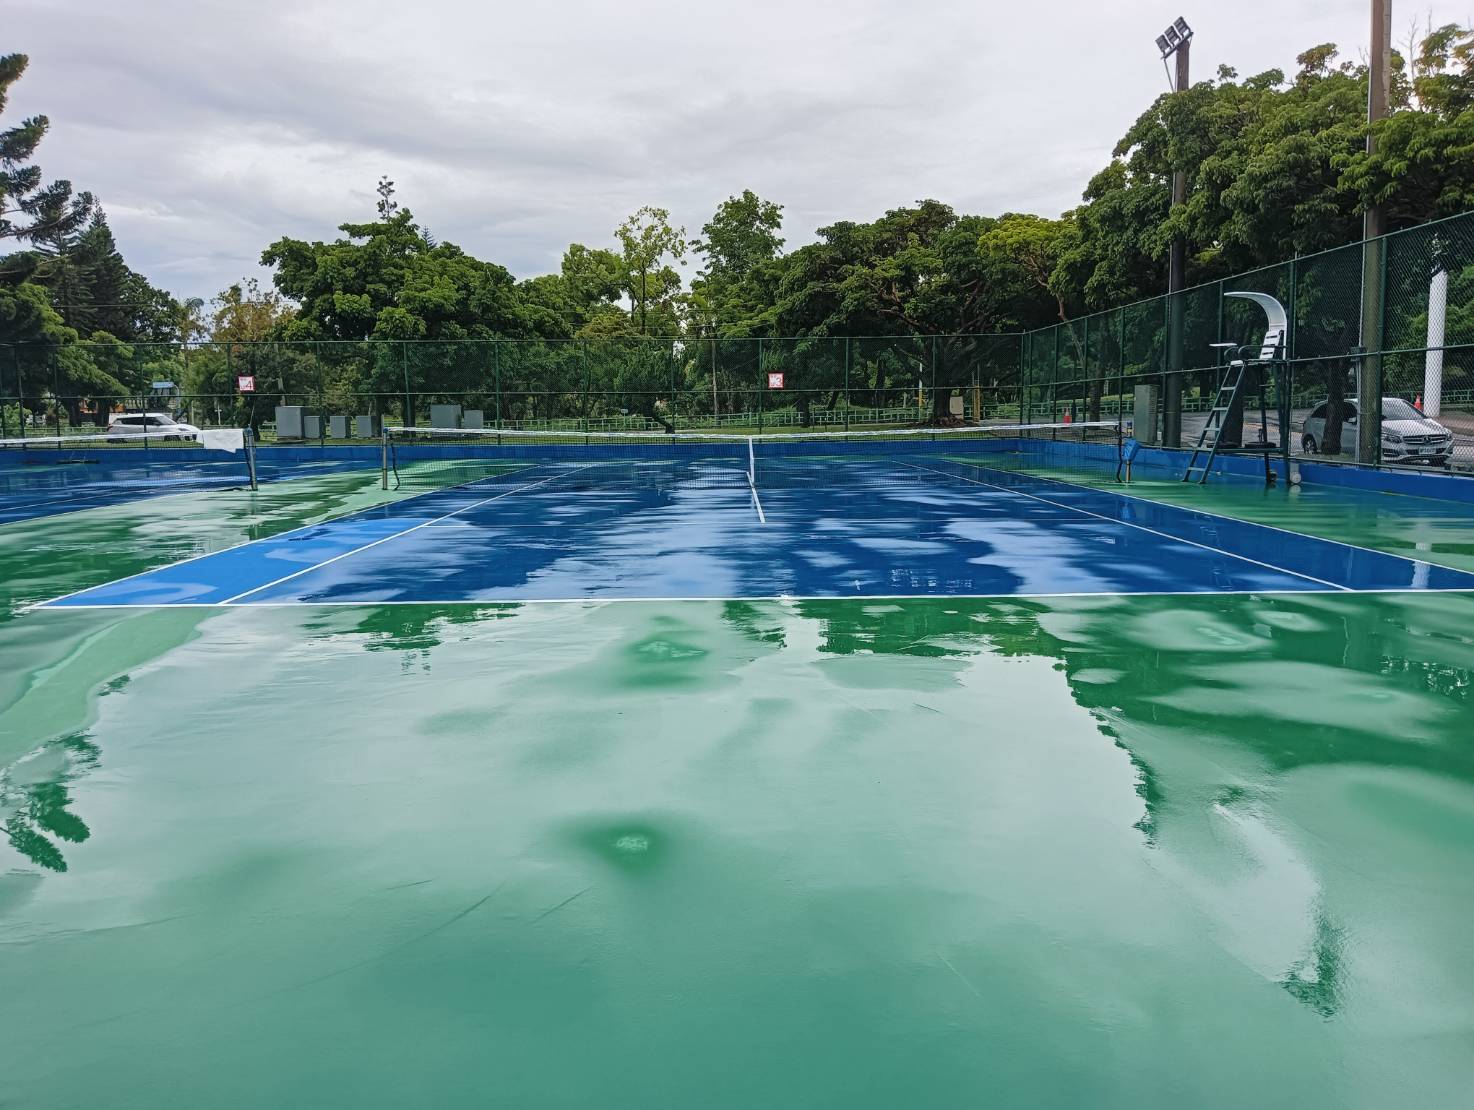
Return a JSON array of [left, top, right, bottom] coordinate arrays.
[[1157, 17, 1193, 58]]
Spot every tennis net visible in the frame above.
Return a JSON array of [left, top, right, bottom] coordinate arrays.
[[0, 429, 259, 496], [382, 421, 1123, 493]]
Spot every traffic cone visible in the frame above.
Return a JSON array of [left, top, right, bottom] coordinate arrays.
[[1415, 394, 1423, 412], [1063, 409, 1073, 425]]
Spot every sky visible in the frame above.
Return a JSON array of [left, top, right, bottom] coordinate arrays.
[[3, 0, 1467, 301]]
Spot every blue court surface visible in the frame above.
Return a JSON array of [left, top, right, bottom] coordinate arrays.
[[40, 459, 1474, 608]]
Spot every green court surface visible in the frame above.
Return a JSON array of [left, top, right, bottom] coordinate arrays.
[[3, 472, 1474, 1108]]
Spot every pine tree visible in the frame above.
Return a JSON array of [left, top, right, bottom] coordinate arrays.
[[0, 54, 94, 260], [73, 213, 130, 336]]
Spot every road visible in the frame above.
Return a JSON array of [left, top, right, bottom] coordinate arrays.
[[1172, 406, 1474, 472]]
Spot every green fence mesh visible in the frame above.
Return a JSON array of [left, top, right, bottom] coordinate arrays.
[[6, 210, 1474, 472]]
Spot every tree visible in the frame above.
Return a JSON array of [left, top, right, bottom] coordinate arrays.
[[614, 206, 686, 334], [561, 243, 624, 314], [376, 175, 399, 221], [1341, 25, 1474, 226], [761, 202, 1059, 421], [0, 54, 94, 253], [690, 190, 784, 336], [172, 296, 207, 346], [261, 186, 537, 419], [263, 206, 525, 344], [180, 279, 305, 428], [1054, 49, 1370, 312]]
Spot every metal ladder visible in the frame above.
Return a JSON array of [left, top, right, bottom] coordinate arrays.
[[1181, 361, 1247, 484]]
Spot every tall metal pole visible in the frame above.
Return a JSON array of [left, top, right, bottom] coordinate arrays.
[[1163, 34, 1191, 449], [1359, 0, 1391, 463]]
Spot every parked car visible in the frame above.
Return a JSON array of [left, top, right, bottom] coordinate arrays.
[[106, 412, 202, 442], [1301, 397, 1454, 465]]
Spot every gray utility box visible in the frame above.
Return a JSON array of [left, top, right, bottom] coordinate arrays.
[[276, 405, 305, 440], [430, 404, 462, 429], [463, 409, 484, 430], [355, 414, 379, 439], [328, 415, 351, 439], [1132, 385, 1160, 446], [304, 415, 322, 439]]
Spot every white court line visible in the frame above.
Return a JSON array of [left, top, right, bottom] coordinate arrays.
[[30, 585, 1474, 612], [32, 463, 560, 609], [748, 480, 767, 524], [217, 465, 597, 605], [901, 462, 1352, 592], [985, 460, 1472, 567], [746, 437, 766, 524]]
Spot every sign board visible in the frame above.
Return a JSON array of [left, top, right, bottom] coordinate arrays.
[[237, 375, 256, 393], [767, 372, 785, 389]]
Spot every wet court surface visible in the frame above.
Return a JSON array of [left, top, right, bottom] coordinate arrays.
[[38, 463, 1474, 606], [3, 468, 1474, 1108]]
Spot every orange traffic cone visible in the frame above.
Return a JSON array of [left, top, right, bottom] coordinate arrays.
[[1062, 409, 1073, 425], [1415, 394, 1423, 411]]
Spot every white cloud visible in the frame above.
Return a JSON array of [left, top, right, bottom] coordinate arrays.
[[0, 0, 1441, 299]]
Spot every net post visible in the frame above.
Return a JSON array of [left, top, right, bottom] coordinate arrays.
[[245, 428, 258, 491], [381, 428, 389, 490]]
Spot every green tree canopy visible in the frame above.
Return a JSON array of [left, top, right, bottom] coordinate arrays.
[[614, 206, 686, 335], [262, 201, 528, 343]]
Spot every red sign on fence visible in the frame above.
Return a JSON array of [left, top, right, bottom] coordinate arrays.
[[237, 375, 255, 393], [767, 372, 785, 389]]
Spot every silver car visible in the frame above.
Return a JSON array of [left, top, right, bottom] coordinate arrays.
[[1301, 397, 1454, 465], [106, 412, 202, 442]]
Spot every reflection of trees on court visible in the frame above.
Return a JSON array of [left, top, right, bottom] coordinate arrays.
[[1282, 905, 1348, 1018], [792, 592, 1474, 1019], [719, 602, 787, 649], [308, 604, 522, 672], [0, 732, 99, 873], [794, 597, 1163, 842], [796, 594, 1474, 779]]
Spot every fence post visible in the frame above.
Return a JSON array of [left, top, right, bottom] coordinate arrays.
[[1082, 315, 1090, 422], [4, 345, 15, 439], [401, 342, 411, 428], [1357, 233, 1386, 465], [669, 339, 678, 434], [929, 333, 937, 421], [757, 338, 764, 434], [314, 341, 324, 445], [844, 336, 851, 433], [51, 347, 60, 437], [580, 337, 592, 433], [494, 341, 502, 429], [1116, 308, 1126, 424], [711, 335, 718, 427], [1020, 332, 1029, 425], [1051, 326, 1060, 437]]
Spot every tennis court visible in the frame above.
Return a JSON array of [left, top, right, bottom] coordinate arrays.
[[3, 424, 1474, 1108]]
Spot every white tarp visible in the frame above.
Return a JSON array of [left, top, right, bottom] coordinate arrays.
[[198, 428, 246, 453]]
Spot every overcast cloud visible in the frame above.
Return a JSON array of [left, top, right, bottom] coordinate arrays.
[[3, 0, 1465, 299]]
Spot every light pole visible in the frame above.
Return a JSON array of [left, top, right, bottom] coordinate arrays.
[[1359, 0, 1392, 463], [1157, 17, 1193, 450]]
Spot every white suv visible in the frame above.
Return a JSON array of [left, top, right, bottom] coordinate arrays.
[[1301, 397, 1454, 466], [106, 412, 202, 442]]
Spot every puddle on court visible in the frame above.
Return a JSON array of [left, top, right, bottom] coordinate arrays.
[[1, 591, 1473, 1108]]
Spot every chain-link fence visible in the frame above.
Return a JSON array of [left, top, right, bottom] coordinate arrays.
[[1021, 209, 1474, 473], [0, 334, 1025, 443], [4, 210, 1473, 471]]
